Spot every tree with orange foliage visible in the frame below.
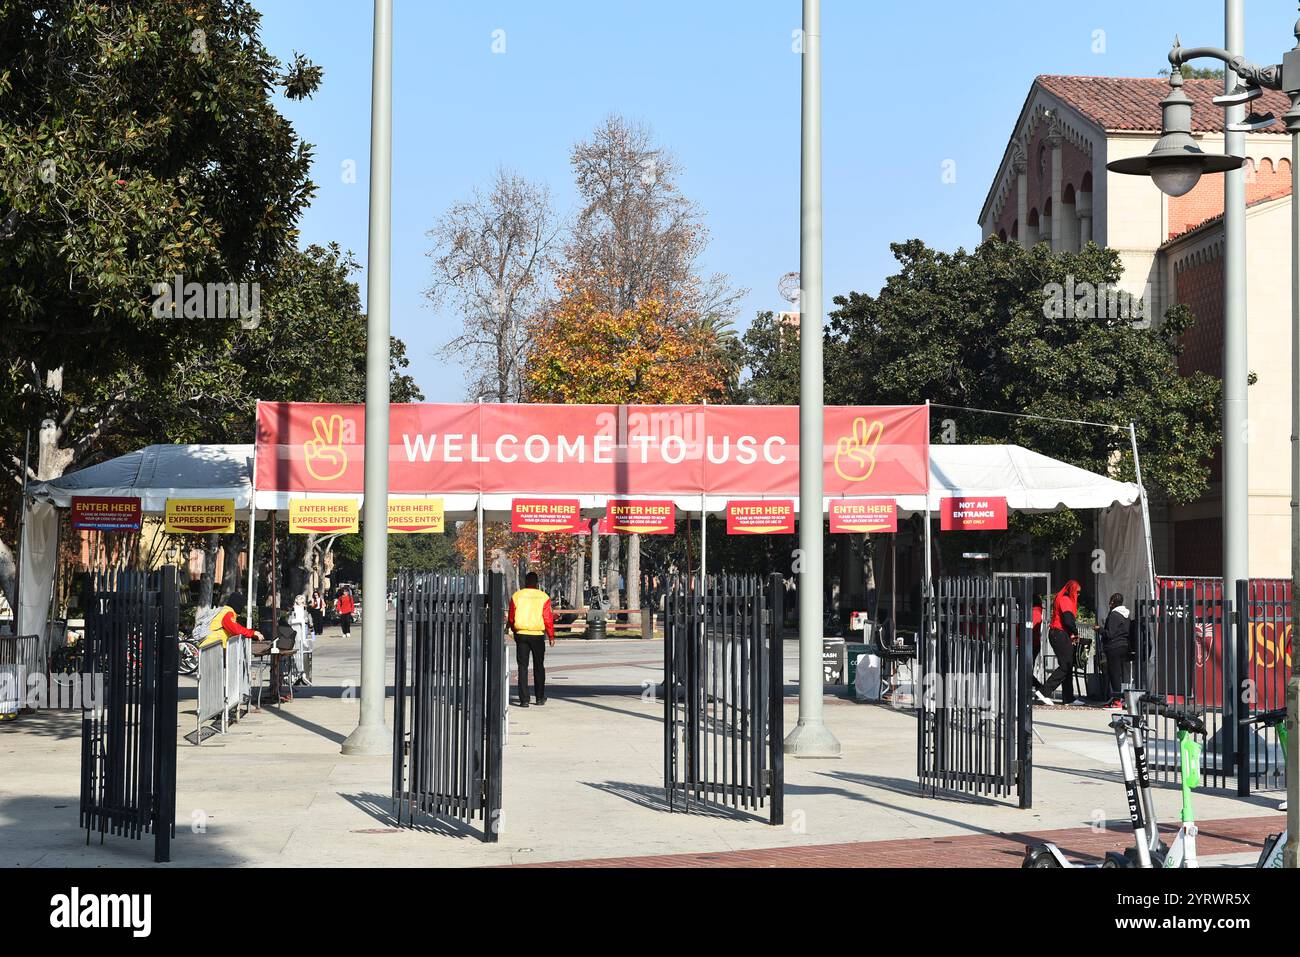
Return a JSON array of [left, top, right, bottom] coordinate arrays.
[[525, 273, 730, 405], [525, 270, 731, 621]]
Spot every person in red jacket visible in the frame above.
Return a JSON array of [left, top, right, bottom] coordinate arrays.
[[508, 572, 555, 707], [335, 587, 355, 638], [1039, 579, 1082, 705]]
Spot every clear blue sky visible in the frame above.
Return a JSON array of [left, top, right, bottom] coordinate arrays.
[[254, 0, 1273, 402]]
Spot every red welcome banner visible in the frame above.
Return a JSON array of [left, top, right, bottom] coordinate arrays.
[[830, 499, 897, 534], [254, 402, 929, 497], [940, 497, 1008, 531], [71, 496, 142, 532], [511, 498, 584, 533], [598, 500, 676, 535], [726, 500, 795, 535]]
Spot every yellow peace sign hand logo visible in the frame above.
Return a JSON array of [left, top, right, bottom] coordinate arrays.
[[834, 417, 884, 483], [304, 414, 349, 482]]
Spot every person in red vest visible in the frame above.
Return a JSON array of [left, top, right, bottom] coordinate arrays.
[[1038, 579, 1082, 705], [335, 587, 355, 638], [508, 572, 555, 707]]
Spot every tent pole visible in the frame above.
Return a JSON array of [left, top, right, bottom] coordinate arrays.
[[700, 493, 707, 584], [476, 495, 484, 592], [476, 396, 485, 592], [270, 510, 278, 630], [13, 429, 29, 635], [245, 423, 259, 630], [1129, 422, 1157, 595], [923, 506, 933, 595], [923, 399, 933, 598]]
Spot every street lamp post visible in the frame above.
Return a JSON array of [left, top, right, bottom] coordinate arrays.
[[341, 0, 394, 756], [784, 0, 840, 758], [1107, 18, 1300, 868]]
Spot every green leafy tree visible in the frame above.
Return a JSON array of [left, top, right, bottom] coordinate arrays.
[[738, 311, 801, 405], [741, 239, 1220, 557], [0, 3, 419, 606]]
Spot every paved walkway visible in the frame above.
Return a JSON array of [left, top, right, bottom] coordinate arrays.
[[514, 814, 1284, 867], [0, 618, 1287, 867]]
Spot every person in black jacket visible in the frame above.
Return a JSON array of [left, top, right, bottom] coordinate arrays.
[[1098, 592, 1132, 708]]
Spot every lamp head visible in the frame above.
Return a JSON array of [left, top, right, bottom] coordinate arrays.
[[1106, 68, 1244, 196]]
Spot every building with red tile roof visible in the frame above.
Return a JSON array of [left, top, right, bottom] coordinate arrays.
[[979, 75, 1293, 577]]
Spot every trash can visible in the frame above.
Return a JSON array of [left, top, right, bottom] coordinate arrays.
[[585, 616, 607, 640], [844, 642, 871, 688]]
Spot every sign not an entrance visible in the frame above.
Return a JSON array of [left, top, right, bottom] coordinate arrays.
[[940, 497, 1008, 532]]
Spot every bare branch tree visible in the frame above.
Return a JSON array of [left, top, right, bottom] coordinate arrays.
[[426, 168, 560, 402], [563, 115, 747, 621], [566, 114, 745, 323]]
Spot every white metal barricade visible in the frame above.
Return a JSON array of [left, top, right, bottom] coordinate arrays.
[[0, 635, 44, 717], [195, 637, 251, 743]]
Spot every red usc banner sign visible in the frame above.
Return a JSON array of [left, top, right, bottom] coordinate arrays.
[[940, 497, 1008, 531], [254, 402, 929, 497], [598, 500, 676, 535], [829, 499, 897, 534], [727, 500, 795, 535]]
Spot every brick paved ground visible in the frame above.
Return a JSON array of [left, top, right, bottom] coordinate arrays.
[[515, 814, 1286, 868]]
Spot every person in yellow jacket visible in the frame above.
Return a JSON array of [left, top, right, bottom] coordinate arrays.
[[198, 595, 263, 648], [507, 572, 555, 707]]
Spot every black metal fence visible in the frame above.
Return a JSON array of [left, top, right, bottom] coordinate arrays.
[[918, 576, 1032, 807], [79, 566, 179, 863], [392, 571, 505, 842], [663, 574, 784, 824], [1236, 579, 1290, 795], [1133, 577, 1291, 795], [1133, 578, 1231, 788]]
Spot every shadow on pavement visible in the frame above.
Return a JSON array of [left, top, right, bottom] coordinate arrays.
[[0, 709, 80, 741], [547, 694, 660, 723], [341, 791, 484, 840], [260, 703, 348, 745], [0, 792, 251, 867], [583, 779, 769, 823]]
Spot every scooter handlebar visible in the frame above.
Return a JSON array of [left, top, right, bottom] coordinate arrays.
[[1239, 707, 1287, 728], [1141, 695, 1206, 734]]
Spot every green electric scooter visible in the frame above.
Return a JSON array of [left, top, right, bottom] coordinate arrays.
[[1240, 707, 1289, 868], [1140, 704, 1205, 868]]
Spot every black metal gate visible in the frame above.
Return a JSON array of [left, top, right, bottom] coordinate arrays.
[[662, 574, 784, 824], [1132, 577, 1290, 795], [918, 577, 1032, 806], [392, 571, 504, 842], [1235, 579, 1290, 795], [80, 566, 179, 863], [1133, 578, 1232, 788]]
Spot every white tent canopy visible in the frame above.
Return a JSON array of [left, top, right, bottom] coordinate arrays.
[[27, 444, 257, 516], [26, 441, 1140, 518], [21, 440, 1150, 628], [897, 443, 1140, 514]]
